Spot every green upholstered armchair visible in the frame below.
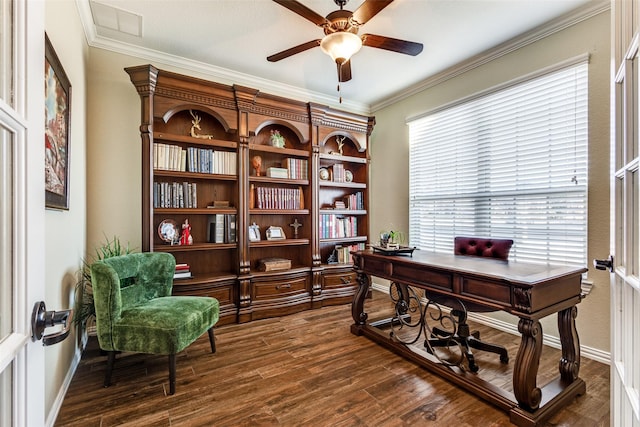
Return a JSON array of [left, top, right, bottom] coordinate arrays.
[[90, 252, 219, 395]]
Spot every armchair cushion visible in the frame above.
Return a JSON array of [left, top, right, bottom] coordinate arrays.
[[110, 296, 218, 354]]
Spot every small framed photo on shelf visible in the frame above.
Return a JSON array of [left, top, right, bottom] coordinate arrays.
[[266, 226, 286, 240], [248, 223, 261, 242]]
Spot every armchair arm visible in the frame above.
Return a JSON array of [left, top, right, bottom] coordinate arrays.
[[90, 261, 123, 351]]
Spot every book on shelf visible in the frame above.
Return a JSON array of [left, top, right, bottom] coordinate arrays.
[[283, 158, 308, 180], [331, 164, 345, 182], [186, 147, 237, 175], [207, 214, 237, 243], [343, 192, 364, 210], [319, 214, 358, 239], [225, 214, 237, 243], [154, 143, 186, 172], [153, 181, 198, 208], [332, 243, 366, 264], [254, 186, 303, 210], [174, 263, 191, 279]]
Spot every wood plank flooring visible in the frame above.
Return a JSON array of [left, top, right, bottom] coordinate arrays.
[[55, 291, 610, 426]]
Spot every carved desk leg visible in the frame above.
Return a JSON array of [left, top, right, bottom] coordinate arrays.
[[513, 318, 543, 410], [558, 306, 580, 382], [351, 271, 370, 327]]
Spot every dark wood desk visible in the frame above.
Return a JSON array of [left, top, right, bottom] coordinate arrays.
[[350, 249, 587, 427]]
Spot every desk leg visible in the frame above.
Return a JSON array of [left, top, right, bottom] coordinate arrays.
[[351, 271, 370, 327], [558, 306, 580, 382], [513, 318, 543, 410]]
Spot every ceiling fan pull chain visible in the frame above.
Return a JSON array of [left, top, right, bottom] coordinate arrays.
[[337, 83, 342, 104]]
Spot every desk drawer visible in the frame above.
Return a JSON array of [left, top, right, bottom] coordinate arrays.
[[461, 277, 511, 307], [394, 264, 453, 291], [323, 271, 357, 290], [253, 275, 309, 301]]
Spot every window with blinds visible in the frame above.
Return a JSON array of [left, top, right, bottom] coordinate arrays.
[[408, 61, 588, 267]]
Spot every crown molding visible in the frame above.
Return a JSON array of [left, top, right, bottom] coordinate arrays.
[[370, 0, 610, 112]]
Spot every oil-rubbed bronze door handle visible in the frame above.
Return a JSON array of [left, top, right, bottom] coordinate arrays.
[[31, 301, 73, 346], [593, 255, 614, 272]]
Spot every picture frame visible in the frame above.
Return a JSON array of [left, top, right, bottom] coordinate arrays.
[[248, 223, 261, 242], [266, 226, 286, 240], [45, 33, 72, 210]]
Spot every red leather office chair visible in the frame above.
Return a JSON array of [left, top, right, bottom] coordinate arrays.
[[426, 236, 513, 372]]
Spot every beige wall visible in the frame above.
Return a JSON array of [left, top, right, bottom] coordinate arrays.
[[44, 0, 88, 422], [370, 10, 611, 355]]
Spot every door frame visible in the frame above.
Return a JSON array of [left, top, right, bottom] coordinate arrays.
[[0, 1, 46, 426]]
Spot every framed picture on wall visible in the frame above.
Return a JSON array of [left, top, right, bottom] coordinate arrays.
[[44, 33, 72, 210]]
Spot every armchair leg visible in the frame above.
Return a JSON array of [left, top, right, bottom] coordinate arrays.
[[208, 327, 216, 353], [168, 354, 176, 395], [104, 351, 116, 388]]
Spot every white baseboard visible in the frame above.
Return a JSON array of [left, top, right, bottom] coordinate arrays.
[[46, 332, 87, 427], [370, 281, 611, 365]]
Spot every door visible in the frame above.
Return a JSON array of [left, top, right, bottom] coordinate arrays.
[[610, 1, 640, 425], [0, 1, 47, 426]]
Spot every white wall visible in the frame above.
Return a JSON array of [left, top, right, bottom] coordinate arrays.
[[44, 0, 88, 422], [369, 10, 611, 355]]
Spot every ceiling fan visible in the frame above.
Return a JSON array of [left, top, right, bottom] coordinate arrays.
[[267, 0, 423, 82]]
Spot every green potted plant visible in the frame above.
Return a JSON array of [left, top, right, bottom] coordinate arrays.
[[379, 230, 405, 249], [269, 129, 285, 148], [74, 235, 135, 331]]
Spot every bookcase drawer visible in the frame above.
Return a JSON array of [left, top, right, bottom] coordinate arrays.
[[253, 275, 309, 301], [323, 270, 357, 290]]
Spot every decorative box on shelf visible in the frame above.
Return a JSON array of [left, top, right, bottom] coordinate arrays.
[[257, 257, 291, 272], [267, 167, 288, 178]]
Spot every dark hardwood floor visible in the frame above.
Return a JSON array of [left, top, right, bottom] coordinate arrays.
[[56, 290, 609, 426]]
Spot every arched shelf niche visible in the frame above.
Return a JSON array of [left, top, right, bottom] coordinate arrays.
[[157, 105, 236, 141], [320, 131, 364, 156]]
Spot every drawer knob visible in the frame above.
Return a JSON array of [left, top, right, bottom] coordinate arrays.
[[276, 283, 292, 290], [341, 276, 351, 284]]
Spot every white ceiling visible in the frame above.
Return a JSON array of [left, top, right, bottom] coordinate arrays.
[[79, 0, 602, 113]]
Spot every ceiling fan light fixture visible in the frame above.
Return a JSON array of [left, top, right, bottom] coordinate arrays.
[[320, 31, 362, 63]]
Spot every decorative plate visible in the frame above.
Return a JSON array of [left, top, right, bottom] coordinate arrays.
[[158, 219, 179, 243], [319, 167, 330, 180], [345, 170, 353, 182]]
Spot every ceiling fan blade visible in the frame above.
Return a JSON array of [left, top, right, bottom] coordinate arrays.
[[351, 0, 394, 25], [272, 0, 330, 26], [337, 60, 352, 82], [362, 34, 423, 56], [267, 39, 322, 62]]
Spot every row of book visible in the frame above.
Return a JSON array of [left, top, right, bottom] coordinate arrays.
[[320, 214, 358, 239], [154, 181, 198, 208], [174, 263, 192, 279], [186, 147, 237, 175], [207, 214, 237, 243], [282, 158, 308, 180], [153, 143, 237, 175], [254, 186, 304, 210], [330, 163, 347, 183], [331, 243, 366, 264], [342, 192, 364, 210]]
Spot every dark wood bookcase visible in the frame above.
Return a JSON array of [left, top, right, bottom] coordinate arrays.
[[126, 65, 374, 324]]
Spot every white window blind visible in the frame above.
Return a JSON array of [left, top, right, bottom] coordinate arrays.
[[408, 62, 588, 266]]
